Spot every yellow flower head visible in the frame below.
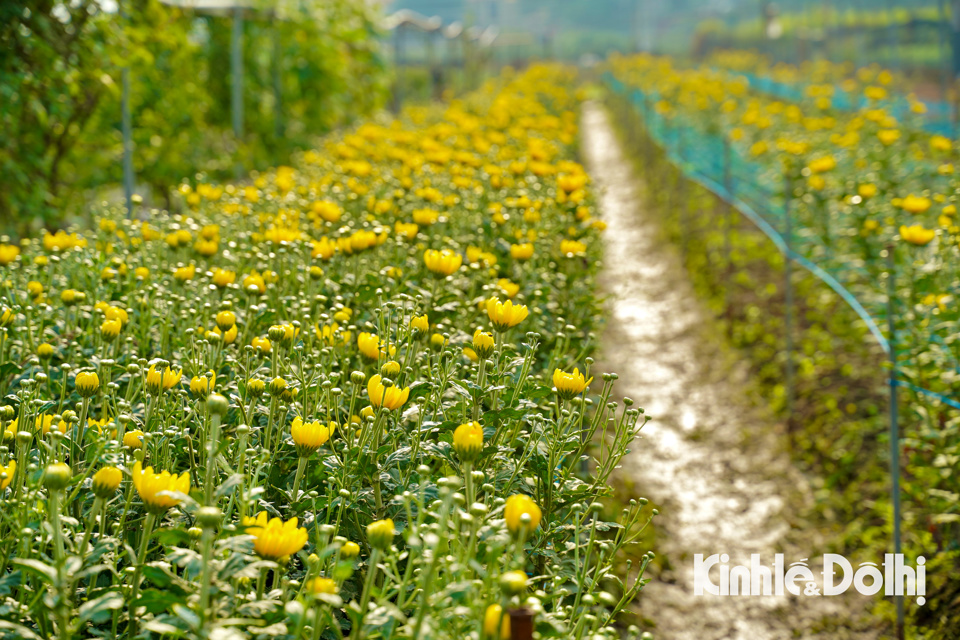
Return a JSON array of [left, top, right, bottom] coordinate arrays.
[[807, 155, 836, 174], [0, 308, 15, 328], [410, 314, 429, 333], [553, 367, 593, 400], [485, 297, 529, 332], [190, 371, 216, 398], [92, 466, 122, 499], [123, 430, 144, 449], [131, 461, 190, 514], [857, 184, 877, 199], [316, 323, 351, 347], [423, 249, 463, 276], [243, 272, 266, 294], [173, 264, 196, 282], [367, 374, 410, 411], [380, 360, 401, 377], [497, 279, 520, 298], [900, 195, 932, 215], [146, 364, 183, 394], [484, 604, 510, 639], [366, 518, 396, 550], [305, 577, 338, 596], [291, 417, 335, 456], [453, 421, 484, 463], [23, 414, 67, 436], [75, 371, 100, 398], [251, 335, 271, 353], [0, 460, 16, 491], [211, 324, 238, 345], [357, 332, 394, 359], [211, 268, 236, 288], [268, 323, 299, 347], [0, 244, 20, 265], [101, 318, 122, 341], [509, 243, 534, 260], [243, 512, 309, 560], [215, 310, 236, 331], [473, 329, 495, 359], [504, 494, 542, 537], [900, 224, 936, 246], [559, 239, 587, 258]]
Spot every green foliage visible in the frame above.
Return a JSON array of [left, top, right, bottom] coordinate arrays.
[[609, 91, 960, 638], [0, 0, 388, 234]]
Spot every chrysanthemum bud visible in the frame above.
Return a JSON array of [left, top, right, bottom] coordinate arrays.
[[500, 570, 529, 596], [380, 361, 401, 377], [366, 518, 395, 551], [197, 506, 222, 529], [269, 377, 287, 397], [452, 421, 484, 463], [43, 462, 72, 492], [206, 393, 229, 417], [268, 325, 286, 343], [247, 379, 265, 398], [75, 371, 100, 398], [92, 466, 122, 499], [215, 310, 236, 332]]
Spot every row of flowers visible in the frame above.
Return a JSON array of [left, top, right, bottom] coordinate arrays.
[[0, 65, 652, 640], [608, 51, 960, 629]]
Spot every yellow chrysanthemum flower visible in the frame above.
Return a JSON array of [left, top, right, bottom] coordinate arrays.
[[131, 461, 190, 514], [367, 374, 410, 411], [243, 512, 309, 560]]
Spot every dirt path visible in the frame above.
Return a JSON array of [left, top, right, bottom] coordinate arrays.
[[581, 102, 880, 640]]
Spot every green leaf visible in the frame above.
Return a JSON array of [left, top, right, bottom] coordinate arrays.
[[0, 362, 22, 379], [0, 620, 43, 640], [78, 591, 124, 624], [12, 559, 56, 583]]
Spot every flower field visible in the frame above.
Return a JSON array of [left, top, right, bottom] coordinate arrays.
[[606, 52, 960, 634], [0, 66, 653, 640]]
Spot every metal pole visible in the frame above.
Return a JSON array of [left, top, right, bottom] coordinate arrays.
[[231, 6, 244, 179], [427, 30, 438, 100], [723, 138, 733, 331], [272, 17, 283, 140], [783, 171, 796, 432], [120, 0, 134, 217], [677, 129, 688, 262], [886, 245, 904, 640], [392, 25, 403, 114]]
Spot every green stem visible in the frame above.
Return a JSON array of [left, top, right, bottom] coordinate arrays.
[[291, 457, 308, 506], [127, 512, 156, 640], [350, 547, 381, 640]]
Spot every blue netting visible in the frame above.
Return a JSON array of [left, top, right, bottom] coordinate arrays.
[[606, 72, 960, 411]]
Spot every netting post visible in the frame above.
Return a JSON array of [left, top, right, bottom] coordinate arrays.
[[642, 95, 652, 174], [272, 17, 283, 140], [723, 137, 733, 331], [885, 244, 904, 640], [120, 0, 134, 218], [783, 170, 795, 432], [392, 25, 404, 114], [677, 129, 687, 262], [231, 6, 244, 180]]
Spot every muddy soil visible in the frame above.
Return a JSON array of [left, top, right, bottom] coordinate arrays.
[[581, 101, 882, 640]]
